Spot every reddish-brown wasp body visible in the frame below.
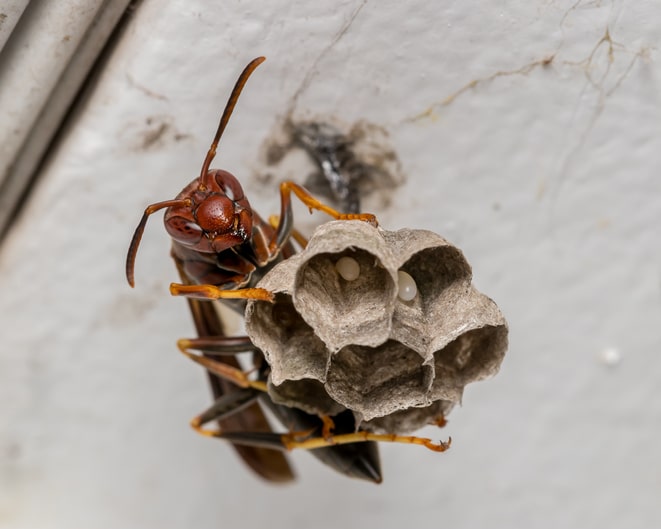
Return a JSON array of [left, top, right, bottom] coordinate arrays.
[[126, 57, 448, 484]]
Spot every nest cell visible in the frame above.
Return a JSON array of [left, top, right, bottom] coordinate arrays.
[[245, 220, 509, 433], [325, 340, 434, 421]]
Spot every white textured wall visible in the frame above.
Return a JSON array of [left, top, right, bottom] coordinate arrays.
[[2, 1, 660, 528]]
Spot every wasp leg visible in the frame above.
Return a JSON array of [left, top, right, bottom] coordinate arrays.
[[176, 335, 259, 356], [194, 425, 318, 452], [281, 181, 377, 224], [320, 415, 335, 441], [194, 402, 384, 483], [431, 414, 448, 428], [190, 392, 316, 447], [281, 430, 452, 453], [188, 390, 323, 456], [169, 283, 274, 302], [177, 339, 268, 393], [269, 181, 378, 254], [195, 403, 449, 454], [190, 387, 262, 436], [268, 214, 309, 249], [195, 422, 449, 454]]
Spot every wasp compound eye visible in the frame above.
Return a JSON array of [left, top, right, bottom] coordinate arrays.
[[165, 215, 204, 245]]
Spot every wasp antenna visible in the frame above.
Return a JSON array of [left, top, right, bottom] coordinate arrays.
[[199, 56, 266, 185], [126, 199, 190, 287]]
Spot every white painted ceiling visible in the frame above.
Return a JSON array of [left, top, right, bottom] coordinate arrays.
[[1, 1, 660, 528]]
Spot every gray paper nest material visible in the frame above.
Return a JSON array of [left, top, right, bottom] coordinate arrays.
[[245, 221, 508, 433]]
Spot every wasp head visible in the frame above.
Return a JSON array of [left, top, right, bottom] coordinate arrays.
[[125, 57, 265, 288], [165, 170, 253, 254]]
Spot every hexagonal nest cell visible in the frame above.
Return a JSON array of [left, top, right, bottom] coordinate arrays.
[[295, 247, 397, 351], [325, 340, 434, 421], [245, 220, 508, 434]]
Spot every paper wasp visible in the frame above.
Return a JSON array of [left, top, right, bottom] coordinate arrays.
[[126, 57, 449, 483]]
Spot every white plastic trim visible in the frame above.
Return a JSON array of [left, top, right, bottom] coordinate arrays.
[[0, 0, 30, 51], [0, 0, 130, 235]]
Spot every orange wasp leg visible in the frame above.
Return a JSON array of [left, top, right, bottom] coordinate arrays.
[[188, 392, 452, 453], [177, 339, 268, 393], [431, 414, 448, 428], [282, 430, 452, 453], [187, 387, 312, 447], [192, 412, 316, 446], [280, 181, 377, 225], [189, 387, 263, 438], [169, 283, 275, 302], [319, 415, 335, 441], [194, 424, 451, 454], [187, 386, 319, 446], [268, 181, 378, 255]]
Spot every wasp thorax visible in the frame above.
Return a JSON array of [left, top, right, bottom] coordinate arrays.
[[245, 221, 508, 433]]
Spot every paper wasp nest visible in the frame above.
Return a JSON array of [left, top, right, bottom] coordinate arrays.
[[245, 221, 508, 433]]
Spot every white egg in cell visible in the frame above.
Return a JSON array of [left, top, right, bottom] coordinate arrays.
[[335, 256, 360, 281], [397, 270, 417, 301]]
